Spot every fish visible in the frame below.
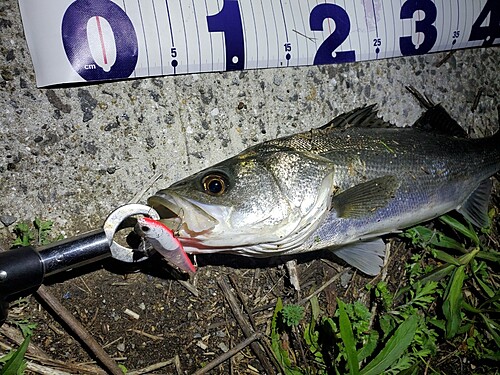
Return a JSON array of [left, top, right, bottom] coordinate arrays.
[[147, 99, 500, 276], [135, 216, 196, 273]]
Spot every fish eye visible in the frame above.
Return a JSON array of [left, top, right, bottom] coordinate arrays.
[[202, 174, 228, 196]]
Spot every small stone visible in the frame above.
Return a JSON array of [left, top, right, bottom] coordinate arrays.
[[145, 137, 156, 149], [0, 215, 16, 227], [196, 341, 208, 350], [6, 50, 15, 61], [217, 342, 229, 353], [1, 69, 13, 81], [117, 343, 125, 352], [106, 167, 116, 174], [340, 270, 353, 288], [215, 330, 226, 338]]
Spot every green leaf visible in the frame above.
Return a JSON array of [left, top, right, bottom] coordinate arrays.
[[304, 296, 323, 364], [270, 298, 302, 375], [430, 249, 461, 266], [476, 250, 500, 263], [357, 330, 379, 362], [442, 265, 466, 339], [461, 301, 482, 314], [360, 315, 418, 375], [282, 304, 304, 327], [0, 334, 30, 375], [473, 273, 496, 298], [402, 225, 465, 251], [417, 263, 455, 284], [439, 215, 479, 245], [12, 222, 34, 247], [457, 247, 480, 266], [338, 300, 359, 375], [480, 314, 500, 348]]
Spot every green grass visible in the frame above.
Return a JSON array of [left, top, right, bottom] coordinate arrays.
[[270, 213, 500, 374], [0, 318, 37, 375], [0, 218, 57, 373]]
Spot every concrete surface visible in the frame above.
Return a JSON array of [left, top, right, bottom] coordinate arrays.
[[0, 1, 499, 242]]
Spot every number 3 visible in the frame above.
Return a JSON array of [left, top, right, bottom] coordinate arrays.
[[399, 0, 437, 56]]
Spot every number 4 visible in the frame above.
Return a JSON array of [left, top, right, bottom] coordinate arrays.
[[469, 0, 500, 46]]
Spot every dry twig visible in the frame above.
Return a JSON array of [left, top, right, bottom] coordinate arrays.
[[298, 269, 350, 305], [127, 356, 177, 375], [192, 333, 262, 375], [218, 277, 275, 374], [0, 340, 106, 375], [36, 285, 124, 375]]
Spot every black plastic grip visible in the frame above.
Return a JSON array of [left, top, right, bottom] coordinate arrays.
[[0, 246, 44, 297]]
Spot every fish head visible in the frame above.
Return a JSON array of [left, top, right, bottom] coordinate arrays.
[[148, 145, 335, 252]]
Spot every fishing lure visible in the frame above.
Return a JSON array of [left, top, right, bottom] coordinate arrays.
[[135, 216, 196, 273]]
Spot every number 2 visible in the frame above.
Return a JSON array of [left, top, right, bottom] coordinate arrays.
[[310, 3, 355, 65]]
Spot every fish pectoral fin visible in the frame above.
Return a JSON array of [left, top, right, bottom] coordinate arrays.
[[332, 238, 386, 276], [457, 178, 492, 228], [331, 176, 400, 219]]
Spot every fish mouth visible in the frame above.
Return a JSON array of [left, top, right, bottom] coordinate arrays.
[[147, 191, 218, 235]]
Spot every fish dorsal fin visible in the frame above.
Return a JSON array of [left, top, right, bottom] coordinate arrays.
[[406, 85, 468, 137], [319, 105, 395, 131], [413, 104, 468, 138], [457, 178, 492, 228], [333, 238, 385, 276], [331, 176, 400, 219]]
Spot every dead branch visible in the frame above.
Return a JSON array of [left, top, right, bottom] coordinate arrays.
[[36, 285, 124, 375], [192, 333, 261, 375], [298, 269, 349, 305], [218, 277, 275, 374]]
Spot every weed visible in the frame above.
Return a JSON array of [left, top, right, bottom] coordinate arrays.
[[270, 213, 499, 374], [0, 218, 56, 373], [12, 218, 60, 247], [0, 320, 36, 375]]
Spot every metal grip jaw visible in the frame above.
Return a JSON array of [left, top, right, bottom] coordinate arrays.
[[0, 204, 160, 324], [104, 203, 160, 262]]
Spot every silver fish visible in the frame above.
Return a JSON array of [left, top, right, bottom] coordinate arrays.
[[148, 102, 500, 275]]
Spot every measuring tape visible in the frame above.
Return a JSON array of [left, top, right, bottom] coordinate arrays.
[[19, 0, 499, 87]]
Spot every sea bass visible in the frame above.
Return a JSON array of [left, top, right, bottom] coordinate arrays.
[[148, 102, 500, 275]]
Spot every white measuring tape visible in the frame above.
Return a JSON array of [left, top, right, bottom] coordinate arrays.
[[19, 0, 499, 87]]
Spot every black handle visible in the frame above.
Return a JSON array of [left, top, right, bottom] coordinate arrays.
[[0, 246, 43, 325], [0, 246, 44, 297], [0, 229, 111, 324]]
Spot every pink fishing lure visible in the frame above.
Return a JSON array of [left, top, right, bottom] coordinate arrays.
[[135, 216, 196, 273]]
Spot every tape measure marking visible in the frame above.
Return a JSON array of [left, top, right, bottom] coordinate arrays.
[[19, 0, 500, 86]]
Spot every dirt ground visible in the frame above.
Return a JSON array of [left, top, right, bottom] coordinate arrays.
[[2, 186, 499, 375]]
